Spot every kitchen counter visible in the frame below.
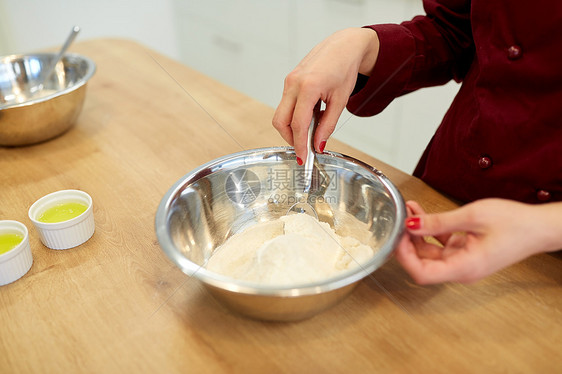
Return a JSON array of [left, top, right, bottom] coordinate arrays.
[[1, 39, 560, 373]]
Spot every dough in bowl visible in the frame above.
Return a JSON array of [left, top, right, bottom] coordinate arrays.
[[206, 213, 374, 286]]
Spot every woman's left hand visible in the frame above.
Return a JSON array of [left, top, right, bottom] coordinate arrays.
[[395, 198, 562, 284]]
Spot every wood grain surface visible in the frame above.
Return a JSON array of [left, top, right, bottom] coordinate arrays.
[[1, 39, 560, 374]]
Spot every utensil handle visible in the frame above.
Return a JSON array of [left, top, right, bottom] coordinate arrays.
[[44, 26, 81, 82], [303, 100, 322, 193], [54, 26, 81, 64]]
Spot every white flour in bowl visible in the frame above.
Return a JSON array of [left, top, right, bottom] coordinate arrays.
[[206, 213, 374, 286]]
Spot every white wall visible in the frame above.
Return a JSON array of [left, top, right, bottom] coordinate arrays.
[[0, 0, 460, 173], [0, 0, 180, 59]]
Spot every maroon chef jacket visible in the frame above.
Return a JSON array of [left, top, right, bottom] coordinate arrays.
[[347, 0, 562, 204]]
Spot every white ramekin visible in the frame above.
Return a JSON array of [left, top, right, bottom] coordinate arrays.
[[0, 220, 33, 286], [28, 189, 95, 250]]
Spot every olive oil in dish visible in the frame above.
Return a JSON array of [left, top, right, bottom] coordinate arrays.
[[38, 202, 88, 223], [0, 233, 23, 254]]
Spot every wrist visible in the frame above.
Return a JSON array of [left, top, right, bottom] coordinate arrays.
[[531, 202, 562, 254], [356, 28, 380, 76]]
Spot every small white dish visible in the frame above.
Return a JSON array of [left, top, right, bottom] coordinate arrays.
[[0, 220, 33, 286], [28, 189, 95, 250]]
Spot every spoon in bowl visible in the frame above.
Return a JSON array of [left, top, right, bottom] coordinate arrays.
[[29, 26, 81, 96], [287, 100, 323, 219]]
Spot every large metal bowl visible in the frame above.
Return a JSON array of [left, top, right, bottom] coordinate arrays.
[[155, 147, 406, 321], [0, 53, 96, 146]]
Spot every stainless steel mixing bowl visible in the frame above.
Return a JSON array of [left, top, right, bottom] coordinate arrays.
[[155, 147, 406, 321], [0, 53, 96, 146]]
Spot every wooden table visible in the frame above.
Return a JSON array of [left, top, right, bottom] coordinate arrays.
[[1, 39, 561, 373]]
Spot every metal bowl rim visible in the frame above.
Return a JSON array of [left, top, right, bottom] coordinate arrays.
[[155, 146, 406, 297], [0, 52, 97, 110]]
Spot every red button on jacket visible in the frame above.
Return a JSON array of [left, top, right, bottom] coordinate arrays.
[[507, 45, 522, 60], [537, 190, 551, 202], [478, 156, 492, 169], [347, 0, 562, 204]]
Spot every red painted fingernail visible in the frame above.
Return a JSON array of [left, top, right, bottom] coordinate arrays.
[[405, 217, 421, 230], [319, 141, 326, 153], [296, 157, 303, 166]]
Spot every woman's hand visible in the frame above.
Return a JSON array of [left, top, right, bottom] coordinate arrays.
[[395, 199, 562, 284], [272, 27, 379, 164]]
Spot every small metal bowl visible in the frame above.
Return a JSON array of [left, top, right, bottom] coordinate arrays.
[[0, 53, 96, 146], [155, 147, 406, 321]]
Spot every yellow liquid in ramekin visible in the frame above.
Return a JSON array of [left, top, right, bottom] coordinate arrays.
[[0, 233, 23, 254], [38, 202, 88, 223]]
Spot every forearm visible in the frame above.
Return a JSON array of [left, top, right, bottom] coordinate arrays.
[[530, 202, 562, 254], [348, 0, 474, 117]]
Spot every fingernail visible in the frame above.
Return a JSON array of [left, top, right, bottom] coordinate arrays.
[[296, 157, 303, 166], [405, 217, 421, 230], [319, 140, 326, 153]]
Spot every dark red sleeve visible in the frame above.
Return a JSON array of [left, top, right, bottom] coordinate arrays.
[[347, 0, 473, 117]]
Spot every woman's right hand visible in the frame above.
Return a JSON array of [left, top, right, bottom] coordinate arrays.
[[272, 27, 380, 164]]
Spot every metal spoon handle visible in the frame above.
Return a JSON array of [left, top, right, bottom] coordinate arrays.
[[42, 26, 81, 83], [303, 100, 321, 193]]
